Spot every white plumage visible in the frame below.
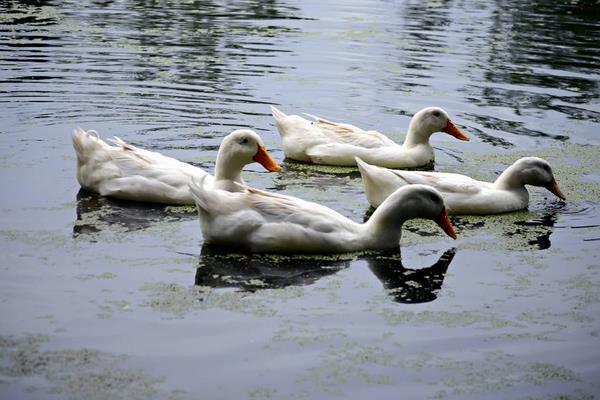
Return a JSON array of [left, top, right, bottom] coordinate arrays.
[[189, 176, 457, 254], [271, 106, 469, 168], [356, 156, 566, 214], [72, 128, 280, 204]]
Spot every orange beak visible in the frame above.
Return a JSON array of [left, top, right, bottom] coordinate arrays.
[[253, 144, 281, 172], [546, 177, 566, 200], [442, 119, 470, 141], [434, 208, 457, 240]]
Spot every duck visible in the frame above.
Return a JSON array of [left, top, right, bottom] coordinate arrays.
[[189, 176, 457, 253], [270, 106, 470, 168], [356, 156, 566, 214], [72, 128, 280, 204]]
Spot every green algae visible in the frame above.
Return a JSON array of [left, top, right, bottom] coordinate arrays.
[[484, 331, 562, 343], [248, 387, 278, 400], [97, 300, 132, 319], [0, 229, 69, 248], [378, 308, 524, 329], [333, 27, 384, 42], [0, 334, 163, 400], [281, 159, 358, 175], [432, 352, 579, 396], [299, 341, 396, 391], [269, 320, 347, 347], [75, 272, 117, 281], [559, 274, 600, 308], [164, 205, 196, 214], [522, 391, 594, 400], [140, 281, 306, 318]]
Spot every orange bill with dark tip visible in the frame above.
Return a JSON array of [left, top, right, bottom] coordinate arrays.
[[547, 177, 566, 200], [442, 119, 470, 141], [434, 208, 457, 240], [253, 144, 281, 172]]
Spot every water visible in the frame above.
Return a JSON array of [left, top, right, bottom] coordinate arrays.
[[1, 0, 600, 398]]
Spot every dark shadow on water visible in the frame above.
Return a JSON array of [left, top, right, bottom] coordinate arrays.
[[367, 248, 457, 304], [73, 189, 196, 238], [195, 245, 457, 304], [511, 212, 558, 250], [195, 245, 351, 291], [453, 204, 562, 250]]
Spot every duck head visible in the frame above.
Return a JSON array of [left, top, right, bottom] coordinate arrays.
[[406, 107, 470, 145], [215, 129, 281, 181], [501, 157, 566, 200]]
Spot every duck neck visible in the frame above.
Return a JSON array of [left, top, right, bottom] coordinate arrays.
[[214, 152, 245, 186], [402, 121, 430, 149], [493, 164, 523, 190], [363, 202, 408, 250]]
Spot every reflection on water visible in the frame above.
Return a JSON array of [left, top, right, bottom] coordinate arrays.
[[196, 246, 456, 303], [0, 0, 303, 142], [2, 0, 600, 397], [195, 245, 351, 291], [73, 189, 195, 237], [461, 0, 600, 144], [453, 206, 560, 250], [367, 248, 456, 304], [512, 213, 558, 250]]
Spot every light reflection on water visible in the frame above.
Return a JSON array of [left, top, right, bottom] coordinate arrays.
[[1, 0, 600, 398]]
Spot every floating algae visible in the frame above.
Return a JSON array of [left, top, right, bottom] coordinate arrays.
[[140, 281, 306, 318], [0, 334, 164, 400]]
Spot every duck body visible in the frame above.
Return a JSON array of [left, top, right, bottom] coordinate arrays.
[[189, 176, 456, 254], [356, 157, 566, 215], [271, 106, 469, 168], [72, 128, 280, 205]]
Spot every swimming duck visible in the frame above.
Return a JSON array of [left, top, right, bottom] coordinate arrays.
[[271, 106, 470, 168], [356, 156, 566, 214], [72, 128, 280, 204], [189, 176, 457, 253]]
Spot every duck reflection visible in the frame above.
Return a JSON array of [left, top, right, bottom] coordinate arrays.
[[511, 210, 558, 250], [195, 245, 457, 304], [195, 245, 351, 291], [73, 189, 196, 237], [453, 206, 560, 251], [367, 248, 456, 304]]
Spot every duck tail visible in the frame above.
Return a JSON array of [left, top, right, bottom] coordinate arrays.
[[355, 156, 370, 176], [189, 175, 211, 213], [270, 105, 288, 122], [72, 128, 104, 163]]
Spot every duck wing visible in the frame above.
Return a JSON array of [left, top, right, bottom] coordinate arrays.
[[244, 187, 353, 234], [391, 170, 484, 195], [107, 137, 203, 177], [304, 113, 396, 148]]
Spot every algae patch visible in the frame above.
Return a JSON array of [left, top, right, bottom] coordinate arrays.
[[0, 334, 163, 400], [377, 308, 523, 329], [140, 282, 306, 318]]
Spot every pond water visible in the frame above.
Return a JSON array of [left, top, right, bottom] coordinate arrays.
[[1, 0, 600, 398]]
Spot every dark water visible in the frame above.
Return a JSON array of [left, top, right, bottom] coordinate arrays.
[[1, 0, 600, 398]]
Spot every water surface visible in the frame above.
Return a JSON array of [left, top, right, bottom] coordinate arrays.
[[1, 0, 600, 398]]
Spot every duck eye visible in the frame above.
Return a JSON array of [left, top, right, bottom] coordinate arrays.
[[429, 193, 439, 203], [239, 138, 249, 145], [432, 111, 441, 117]]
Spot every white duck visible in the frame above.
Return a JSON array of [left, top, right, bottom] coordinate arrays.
[[271, 106, 470, 168], [189, 176, 457, 253], [356, 156, 566, 214], [72, 128, 280, 204]]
